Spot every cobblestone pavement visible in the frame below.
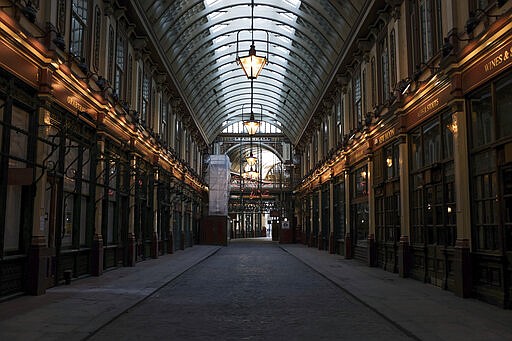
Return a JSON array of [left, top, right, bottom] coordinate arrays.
[[89, 240, 412, 341]]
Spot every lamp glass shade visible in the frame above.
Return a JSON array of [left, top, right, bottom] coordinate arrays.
[[244, 119, 260, 135], [386, 156, 393, 168], [246, 153, 257, 166], [237, 45, 267, 79]]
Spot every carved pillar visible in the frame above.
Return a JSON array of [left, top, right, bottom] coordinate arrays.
[[27, 106, 54, 295], [451, 104, 472, 297]]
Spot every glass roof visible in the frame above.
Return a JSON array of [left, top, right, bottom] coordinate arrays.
[[138, 0, 364, 144]]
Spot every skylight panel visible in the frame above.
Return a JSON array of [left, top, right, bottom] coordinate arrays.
[[213, 34, 229, 45], [283, 0, 300, 8], [279, 11, 297, 22], [207, 11, 226, 21], [204, 0, 220, 7]]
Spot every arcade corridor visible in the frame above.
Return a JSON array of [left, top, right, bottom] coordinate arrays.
[[1, 240, 511, 340], [2, 0, 512, 316]]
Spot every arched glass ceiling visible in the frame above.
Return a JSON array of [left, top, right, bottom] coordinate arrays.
[[227, 143, 281, 181], [137, 0, 364, 144]]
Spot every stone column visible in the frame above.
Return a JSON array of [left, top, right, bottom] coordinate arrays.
[[27, 106, 53, 295], [398, 134, 411, 277], [451, 104, 472, 297]]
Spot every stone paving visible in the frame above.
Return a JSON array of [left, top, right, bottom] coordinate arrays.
[[89, 239, 412, 341], [1, 239, 512, 341]]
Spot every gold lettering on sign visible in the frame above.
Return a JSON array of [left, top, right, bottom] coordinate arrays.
[[484, 46, 512, 73], [66, 96, 86, 112], [377, 128, 396, 145], [418, 98, 439, 118]]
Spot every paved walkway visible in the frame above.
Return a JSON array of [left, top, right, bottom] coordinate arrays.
[[0, 245, 221, 341], [281, 243, 512, 341], [0, 240, 511, 340]]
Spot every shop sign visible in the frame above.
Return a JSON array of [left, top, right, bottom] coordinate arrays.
[[348, 142, 368, 164], [405, 84, 451, 129], [373, 127, 396, 147], [463, 40, 512, 93]]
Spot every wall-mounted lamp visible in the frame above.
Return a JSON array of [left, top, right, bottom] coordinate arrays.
[[395, 78, 412, 95], [413, 62, 440, 81], [386, 155, 393, 168], [447, 114, 458, 134]]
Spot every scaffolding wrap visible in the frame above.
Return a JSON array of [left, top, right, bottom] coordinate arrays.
[[207, 154, 231, 216]]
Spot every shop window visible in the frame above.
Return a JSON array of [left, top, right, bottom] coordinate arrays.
[[410, 130, 423, 171], [423, 120, 441, 165], [322, 119, 328, 156], [409, 0, 443, 66], [141, 73, 150, 125], [409, 111, 455, 245], [107, 25, 115, 83], [0, 106, 29, 252], [389, 30, 397, 92], [371, 57, 376, 107], [9, 106, 29, 168], [354, 165, 368, 197], [107, 158, 118, 245], [380, 36, 390, 102], [70, 0, 88, 60], [336, 92, 343, 142], [127, 55, 133, 105], [4, 186, 22, 251], [80, 197, 87, 246], [353, 71, 362, 129], [114, 30, 126, 98], [62, 195, 74, 247], [334, 181, 345, 240], [93, 6, 101, 70], [470, 86, 493, 148], [384, 143, 399, 180], [362, 69, 367, 116], [313, 131, 318, 165], [496, 75, 512, 140], [175, 119, 182, 157], [468, 72, 512, 251], [161, 100, 168, 144]]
